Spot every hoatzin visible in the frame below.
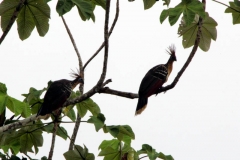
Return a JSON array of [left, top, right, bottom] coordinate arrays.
[[135, 45, 176, 115], [36, 72, 84, 119]]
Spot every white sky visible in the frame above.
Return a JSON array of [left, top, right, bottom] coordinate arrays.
[[1, 0, 240, 160]]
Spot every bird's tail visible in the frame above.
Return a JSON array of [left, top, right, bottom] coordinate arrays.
[[135, 97, 148, 115], [36, 105, 50, 120]]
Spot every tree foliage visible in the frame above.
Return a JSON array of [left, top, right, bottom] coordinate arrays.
[[0, 0, 239, 159]]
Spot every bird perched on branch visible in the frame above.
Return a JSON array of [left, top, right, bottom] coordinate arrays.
[[135, 45, 177, 115], [36, 72, 84, 120]]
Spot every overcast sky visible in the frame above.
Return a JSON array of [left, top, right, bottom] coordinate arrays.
[[1, 0, 240, 160]]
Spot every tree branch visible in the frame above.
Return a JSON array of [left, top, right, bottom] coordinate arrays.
[[61, 16, 83, 72], [48, 121, 58, 160], [0, 0, 25, 45], [212, 0, 240, 13], [62, 15, 85, 151], [99, 87, 138, 99], [83, 0, 119, 70], [0, 114, 36, 133]]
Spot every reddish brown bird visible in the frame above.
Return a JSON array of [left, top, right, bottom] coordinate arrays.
[[135, 45, 177, 115], [37, 72, 84, 119]]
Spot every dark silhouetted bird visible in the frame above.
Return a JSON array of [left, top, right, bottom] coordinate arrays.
[[37, 72, 84, 119], [135, 45, 177, 115]]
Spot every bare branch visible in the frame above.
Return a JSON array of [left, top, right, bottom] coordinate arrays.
[[0, 0, 25, 45], [48, 122, 58, 160], [68, 114, 81, 150], [83, 0, 120, 70], [99, 87, 138, 99], [0, 114, 36, 133], [61, 16, 83, 72], [156, 0, 205, 94], [62, 14, 85, 151]]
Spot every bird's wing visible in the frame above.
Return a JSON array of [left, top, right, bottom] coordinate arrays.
[[138, 65, 168, 97], [38, 80, 72, 116]]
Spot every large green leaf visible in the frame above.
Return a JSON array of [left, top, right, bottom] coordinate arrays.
[[225, 2, 240, 24], [98, 139, 137, 160], [56, 0, 74, 16], [87, 113, 105, 132], [19, 126, 43, 154], [158, 152, 174, 160], [137, 144, 174, 160], [143, 0, 156, 10], [6, 96, 30, 117], [27, 0, 50, 36], [160, 0, 205, 26], [64, 145, 95, 160], [0, 83, 7, 94], [98, 139, 121, 160], [1, 125, 43, 154], [0, 0, 50, 40], [105, 125, 135, 144], [72, 0, 95, 21], [137, 144, 158, 160], [76, 98, 100, 118], [0, 0, 19, 31], [42, 123, 68, 140], [178, 13, 217, 51]]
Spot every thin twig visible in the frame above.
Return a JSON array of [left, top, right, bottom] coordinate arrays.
[[99, 87, 138, 99], [61, 16, 83, 72], [83, 0, 119, 70], [69, 114, 81, 150], [212, 0, 240, 13], [156, 0, 205, 94], [48, 121, 58, 160], [0, 0, 25, 45]]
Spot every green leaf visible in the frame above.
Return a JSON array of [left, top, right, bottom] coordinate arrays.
[[19, 126, 43, 154], [26, 0, 50, 36], [17, 6, 36, 40], [65, 107, 76, 121], [2, 0, 51, 40], [178, 13, 217, 51], [160, 9, 169, 24], [158, 152, 174, 160], [6, 97, 30, 117], [225, 2, 240, 24], [0, 83, 7, 94], [0, 94, 7, 114], [42, 123, 68, 140], [168, 5, 183, 26], [87, 113, 105, 131], [137, 144, 158, 160], [76, 98, 100, 118], [64, 145, 95, 160], [56, 0, 74, 16], [98, 139, 121, 160], [161, 0, 205, 26], [57, 126, 68, 140], [0, 0, 19, 31], [143, 0, 156, 10], [92, 0, 106, 9], [98, 139, 119, 150], [106, 125, 135, 144], [10, 141, 21, 155], [72, 0, 95, 21], [234, 0, 240, 7]]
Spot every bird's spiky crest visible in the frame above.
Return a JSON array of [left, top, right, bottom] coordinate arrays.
[[70, 68, 81, 79], [166, 44, 176, 56]]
